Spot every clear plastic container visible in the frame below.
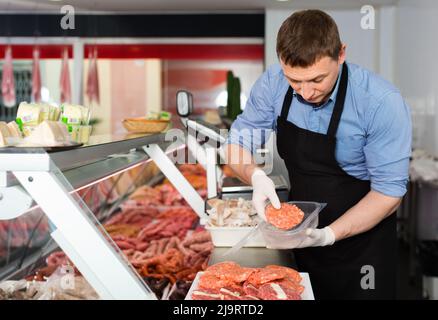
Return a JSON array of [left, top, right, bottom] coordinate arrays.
[[260, 201, 326, 249]]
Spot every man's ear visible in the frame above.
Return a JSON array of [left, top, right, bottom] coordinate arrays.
[[338, 44, 347, 64]]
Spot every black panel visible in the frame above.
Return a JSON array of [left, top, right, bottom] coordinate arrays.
[[0, 14, 264, 38]]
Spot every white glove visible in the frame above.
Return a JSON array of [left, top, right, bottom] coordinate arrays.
[[295, 226, 336, 248], [251, 168, 281, 221]]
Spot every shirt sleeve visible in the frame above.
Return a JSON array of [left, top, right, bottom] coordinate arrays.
[[226, 68, 277, 154], [364, 92, 412, 197]]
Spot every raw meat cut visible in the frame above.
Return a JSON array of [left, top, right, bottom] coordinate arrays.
[[194, 262, 304, 300], [31, 47, 41, 103], [265, 203, 304, 230], [258, 283, 301, 300], [60, 48, 71, 103], [1, 46, 16, 107], [86, 47, 99, 105]]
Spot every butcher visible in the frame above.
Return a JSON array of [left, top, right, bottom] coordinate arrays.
[[225, 9, 411, 299]]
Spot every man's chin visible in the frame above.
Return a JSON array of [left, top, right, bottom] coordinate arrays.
[[306, 98, 321, 104]]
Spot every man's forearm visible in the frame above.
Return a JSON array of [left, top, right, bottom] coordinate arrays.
[[224, 144, 258, 185], [329, 190, 402, 241]]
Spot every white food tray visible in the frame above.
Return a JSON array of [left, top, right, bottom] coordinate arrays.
[[185, 271, 315, 300], [205, 225, 266, 247]]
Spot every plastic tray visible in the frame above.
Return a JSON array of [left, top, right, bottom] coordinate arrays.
[[205, 225, 266, 247], [260, 201, 326, 249], [185, 271, 315, 300]]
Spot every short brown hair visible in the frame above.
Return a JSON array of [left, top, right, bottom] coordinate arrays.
[[276, 10, 342, 67]]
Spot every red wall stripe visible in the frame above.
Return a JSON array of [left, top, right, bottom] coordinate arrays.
[[0, 45, 73, 59], [84, 44, 263, 60], [0, 44, 264, 60]]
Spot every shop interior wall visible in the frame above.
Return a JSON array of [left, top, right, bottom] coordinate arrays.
[[395, 0, 438, 157]]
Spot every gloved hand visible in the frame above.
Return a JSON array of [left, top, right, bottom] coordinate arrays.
[[295, 226, 336, 248], [251, 168, 281, 221]]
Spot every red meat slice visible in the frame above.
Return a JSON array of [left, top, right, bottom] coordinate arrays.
[[243, 282, 260, 296], [247, 268, 285, 286], [265, 203, 304, 230], [258, 283, 302, 300], [265, 265, 302, 283], [192, 288, 222, 300], [220, 287, 244, 300], [272, 277, 304, 294], [205, 261, 255, 283], [239, 295, 260, 300], [205, 261, 240, 273], [198, 274, 233, 290]]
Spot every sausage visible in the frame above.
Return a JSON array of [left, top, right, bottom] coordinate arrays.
[[157, 238, 169, 254], [189, 242, 213, 252], [115, 240, 136, 250], [136, 242, 149, 251]]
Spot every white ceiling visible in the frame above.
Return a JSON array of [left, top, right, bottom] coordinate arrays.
[[0, 0, 399, 13]]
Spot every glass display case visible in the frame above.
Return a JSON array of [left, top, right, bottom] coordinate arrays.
[[0, 132, 183, 299]]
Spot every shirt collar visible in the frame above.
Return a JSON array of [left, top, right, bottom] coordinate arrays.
[[293, 63, 343, 109]]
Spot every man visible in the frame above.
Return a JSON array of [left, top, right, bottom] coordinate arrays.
[[225, 9, 411, 299]]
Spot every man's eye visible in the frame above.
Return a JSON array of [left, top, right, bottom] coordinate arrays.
[[313, 78, 323, 83]]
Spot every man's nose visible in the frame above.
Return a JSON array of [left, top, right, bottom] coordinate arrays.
[[300, 83, 314, 100]]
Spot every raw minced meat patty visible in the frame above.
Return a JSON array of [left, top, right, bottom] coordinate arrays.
[[265, 203, 304, 230]]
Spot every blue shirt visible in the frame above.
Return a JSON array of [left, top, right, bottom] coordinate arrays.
[[227, 62, 412, 197]]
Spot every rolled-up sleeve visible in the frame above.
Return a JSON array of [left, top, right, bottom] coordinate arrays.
[[364, 92, 412, 197], [227, 69, 277, 154]]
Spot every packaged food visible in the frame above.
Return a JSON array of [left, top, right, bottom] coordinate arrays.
[[0, 121, 11, 146], [71, 125, 92, 143], [205, 198, 264, 247], [16, 102, 42, 128], [265, 203, 304, 230], [260, 201, 326, 249], [61, 104, 90, 131]]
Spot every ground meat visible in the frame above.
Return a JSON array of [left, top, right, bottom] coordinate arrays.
[[265, 203, 304, 230]]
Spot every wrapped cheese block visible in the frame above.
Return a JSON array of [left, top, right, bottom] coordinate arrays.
[[22, 120, 71, 147], [7, 121, 22, 138], [16, 102, 42, 127], [0, 121, 12, 146], [61, 104, 89, 127], [39, 104, 51, 122]]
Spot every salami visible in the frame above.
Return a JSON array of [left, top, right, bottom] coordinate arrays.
[[265, 203, 304, 230]]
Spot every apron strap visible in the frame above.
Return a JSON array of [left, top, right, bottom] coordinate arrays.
[[280, 86, 294, 120], [327, 63, 349, 138]]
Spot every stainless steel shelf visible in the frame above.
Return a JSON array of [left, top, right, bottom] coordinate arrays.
[[0, 133, 170, 190], [50, 133, 167, 171]]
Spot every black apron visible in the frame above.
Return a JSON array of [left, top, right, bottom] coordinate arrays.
[[276, 63, 396, 300]]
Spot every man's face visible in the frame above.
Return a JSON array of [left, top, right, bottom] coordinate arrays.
[[280, 51, 345, 104]]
